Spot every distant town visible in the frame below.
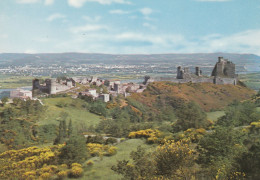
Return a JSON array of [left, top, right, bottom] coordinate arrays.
[[3, 57, 240, 103]]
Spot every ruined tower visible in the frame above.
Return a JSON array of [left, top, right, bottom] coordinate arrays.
[[195, 67, 201, 76], [211, 57, 236, 78], [32, 79, 40, 90]]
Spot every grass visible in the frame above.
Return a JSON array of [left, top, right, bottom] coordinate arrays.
[[206, 111, 225, 121], [81, 139, 155, 180], [38, 97, 101, 130], [239, 73, 260, 90], [0, 75, 41, 89]]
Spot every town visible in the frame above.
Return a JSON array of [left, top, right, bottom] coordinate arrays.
[[7, 57, 238, 102]]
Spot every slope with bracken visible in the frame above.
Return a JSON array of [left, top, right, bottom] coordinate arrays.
[[130, 81, 256, 112]]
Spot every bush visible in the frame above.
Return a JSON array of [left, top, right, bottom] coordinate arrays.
[[86, 160, 94, 166], [57, 170, 68, 179], [128, 129, 161, 144], [39, 172, 51, 180], [69, 167, 84, 178]]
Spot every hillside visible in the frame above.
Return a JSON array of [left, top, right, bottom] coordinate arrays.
[[131, 82, 256, 112], [0, 52, 259, 66]]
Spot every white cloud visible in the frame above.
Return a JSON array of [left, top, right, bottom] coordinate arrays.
[[61, 28, 260, 55], [68, 0, 131, 8], [0, 34, 8, 39], [143, 23, 156, 30], [24, 49, 37, 54], [70, 24, 109, 33], [16, 0, 40, 3], [45, 0, 54, 5], [140, 7, 153, 16], [82, 16, 102, 22], [200, 29, 260, 54], [46, 13, 66, 22], [109, 9, 130, 14]]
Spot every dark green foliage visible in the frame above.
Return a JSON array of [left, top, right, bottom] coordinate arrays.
[[216, 101, 260, 127], [197, 126, 247, 178], [1, 97, 8, 106], [172, 101, 208, 132], [54, 120, 67, 145], [0, 99, 46, 149], [89, 100, 107, 117], [68, 119, 73, 138], [111, 146, 154, 180], [37, 124, 57, 143], [58, 135, 87, 165], [239, 122, 260, 179]]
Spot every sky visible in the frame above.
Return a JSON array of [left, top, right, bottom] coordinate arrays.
[[0, 0, 260, 55]]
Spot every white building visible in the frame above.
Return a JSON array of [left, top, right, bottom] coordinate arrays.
[[99, 94, 110, 102], [10, 89, 32, 99]]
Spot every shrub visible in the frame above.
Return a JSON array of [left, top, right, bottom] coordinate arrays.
[[22, 171, 36, 180], [71, 163, 82, 168], [86, 143, 117, 157], [128, 129, 161, 144], [57, 170, 68, 179], [39, 172, 51, 180], [86, 160, 94, 166], [69, 167, 84, 178]]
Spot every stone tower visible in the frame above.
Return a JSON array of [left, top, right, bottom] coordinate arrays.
[[211, 57, 236, 78], [32, 79, 40, 90], [195, 67, 201, 76]]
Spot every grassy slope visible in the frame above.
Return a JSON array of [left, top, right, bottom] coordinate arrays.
[[81, 139, 154, 180], [131, 82, 255, 112], [0, 75, 39, 89], [39, 97, 101, 128], [239, 72, 260, 90], [206, 111, 225, 121]]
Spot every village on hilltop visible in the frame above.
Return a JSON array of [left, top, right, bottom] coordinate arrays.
[[9, 57, 238, 102]]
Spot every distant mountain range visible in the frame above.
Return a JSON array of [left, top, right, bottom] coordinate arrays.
[[0, 52, 259, 66]]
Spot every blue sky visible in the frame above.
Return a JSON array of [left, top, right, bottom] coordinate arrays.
[[0, 0, 260, 54]]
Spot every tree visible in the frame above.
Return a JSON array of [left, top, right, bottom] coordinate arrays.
[[173, 101, 208, 132], [58, 135, 87, 165], [68, 119, 73, 138], [154, 140, 196, 179], [197, 126, 247, 179], [54, 120, 67, 145], [216, 101, 260, 127], [112, 146, 155, 180], [1, 97, 8, 106]]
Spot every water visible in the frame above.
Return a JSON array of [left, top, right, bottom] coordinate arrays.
[[0, 87, 32, 99]]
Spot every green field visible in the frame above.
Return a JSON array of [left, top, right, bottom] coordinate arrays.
[[81, 139, 154, 180], [239, 72, 260, 90], [39, 97, 101, 131], [206, 111, 225, 121], [0, 75, 35, 89]]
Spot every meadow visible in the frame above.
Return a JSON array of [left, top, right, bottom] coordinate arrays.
[[39, 97, 101, 129], [81, 139, 154, 180]]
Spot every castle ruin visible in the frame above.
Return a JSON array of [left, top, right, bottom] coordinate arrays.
[[144, 57, 238, 85], [32, 78, 75, 95]]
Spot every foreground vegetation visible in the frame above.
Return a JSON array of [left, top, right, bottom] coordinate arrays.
[[0, 82, 259, 179]]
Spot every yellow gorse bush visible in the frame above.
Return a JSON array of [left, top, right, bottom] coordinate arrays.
[[128, 129, 161, 144], [0, 144, 68, 180], [176, 128, 206, 143], [86, 143, 117, 157]]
